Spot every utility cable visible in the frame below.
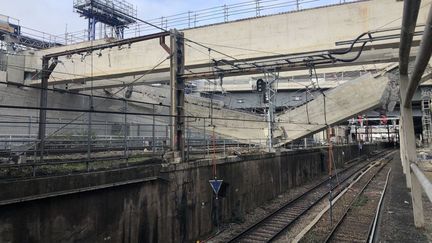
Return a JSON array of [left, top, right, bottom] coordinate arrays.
[[20, 55, 170, 151]]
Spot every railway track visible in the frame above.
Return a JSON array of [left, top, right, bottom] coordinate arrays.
[[298, 151, 394, 243], [226, 150, 393, 243], [323, 164, 392, 242]]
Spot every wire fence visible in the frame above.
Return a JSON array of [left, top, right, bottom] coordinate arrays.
[[0, 104, 268, 180], [0, 104, 363, 180]]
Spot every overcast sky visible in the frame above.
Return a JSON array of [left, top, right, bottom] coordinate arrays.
[[1, 0, 337, 36]]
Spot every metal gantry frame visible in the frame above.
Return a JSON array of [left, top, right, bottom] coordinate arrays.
[[73, 0, 138, 40], [264, 71, 279, 152], [32, 18, 393, 162], [37, 31, 181, 162], [421, 94, 432, 144]]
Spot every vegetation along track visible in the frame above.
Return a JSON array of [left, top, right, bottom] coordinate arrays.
[[226, 150, 394, 243]]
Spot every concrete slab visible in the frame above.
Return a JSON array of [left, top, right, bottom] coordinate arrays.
[[274, 66, 397, 145]]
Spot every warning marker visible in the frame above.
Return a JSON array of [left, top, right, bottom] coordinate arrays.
[[209, 179, 223, 195]]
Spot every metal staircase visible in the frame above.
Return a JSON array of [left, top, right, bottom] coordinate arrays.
[[421, 97, 432, 144]]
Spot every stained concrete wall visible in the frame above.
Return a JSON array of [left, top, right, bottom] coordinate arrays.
[[0, 84, 170, 138], [0, 143, 383, 242]]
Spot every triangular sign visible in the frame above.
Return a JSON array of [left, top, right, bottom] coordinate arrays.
[[209, 179, 223, 195]]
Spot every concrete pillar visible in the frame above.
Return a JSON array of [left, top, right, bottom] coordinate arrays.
[[37, 57, 57, 161], [411, 169, 425, 227], [169, 29, 185, 162], [399, 74, 415, 189], [37, 57, 49, 161], [400, 104, 414, 188]]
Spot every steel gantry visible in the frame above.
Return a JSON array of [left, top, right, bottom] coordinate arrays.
[[35, 31, 191, 163]]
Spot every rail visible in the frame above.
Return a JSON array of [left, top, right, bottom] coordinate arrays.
[[227, 150, 391, 242], [368, 168, 392, 243]]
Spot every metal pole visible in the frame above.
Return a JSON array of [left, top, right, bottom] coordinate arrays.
[[87, 96, 93, 171], [327, 126, 333, 227], [403, 2, 431, 107], [152, 104, 156, 155], [28, 116, 32, 138], [38, 57, 49, 163], [387, 124, 390, 142], [123, 99, 128, 165], [399, 0, 421, 76], [187, 117, 190, 161], [204, 118, 206, 155], [165, 125, 168, 150]]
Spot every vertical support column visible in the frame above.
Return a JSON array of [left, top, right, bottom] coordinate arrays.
[[123, 99, 128, 164], [355, 126, 358, 142], [400, 75, 414, 188], [88, 17, 97, 41], [87, 96, 93, 171], [387, 124, 391, 142], [38, 57, 50, 162], [411, 169, 425, 227], [400, 75, 424, 227], [204, 118, 207, 153], [399, 115, 407, 174], [28, 116, 32, 138], [186, 117, 190, 161], [152, 104, 156, 155], [169, 29, 185, 162]]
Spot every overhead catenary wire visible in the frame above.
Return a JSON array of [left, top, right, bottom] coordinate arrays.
[[2, 6, 378, 154], [17, 55, 171, 151], [182, 33, 372, 136]]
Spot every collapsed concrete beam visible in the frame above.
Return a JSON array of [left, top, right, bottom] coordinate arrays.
[[124, 65, 398, 147], [273, 64, 399, 146]]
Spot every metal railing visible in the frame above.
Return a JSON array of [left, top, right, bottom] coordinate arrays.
[[0, 105, 270, 179], [60, 0, 360, 45], [410, 163, 432, 202], [1, 0, 361, 48], [0, 107, 361, 180]]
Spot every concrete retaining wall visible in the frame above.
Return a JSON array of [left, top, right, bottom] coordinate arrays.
[[0, 144, 383, 242]]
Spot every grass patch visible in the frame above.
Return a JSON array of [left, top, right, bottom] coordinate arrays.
[[353, 194, 368, 207]]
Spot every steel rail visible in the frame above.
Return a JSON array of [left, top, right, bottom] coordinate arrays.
[[227, 150, 391, 242], [368, 168, 392, 243], [322, 160, 392, 243]]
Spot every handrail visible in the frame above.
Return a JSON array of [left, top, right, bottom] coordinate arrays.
[[410, 163, 432, 202]]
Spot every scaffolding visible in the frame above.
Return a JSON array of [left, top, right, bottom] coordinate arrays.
[[73, 0, 137, 40], [421, 95, 432, 144]]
